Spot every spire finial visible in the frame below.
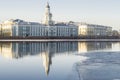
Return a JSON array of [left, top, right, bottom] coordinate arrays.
[[46, 1, 50, 8], [47, 1, 49, 4]]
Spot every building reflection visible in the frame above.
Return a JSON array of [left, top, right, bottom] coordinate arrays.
[[78, 42, 112, 53], [42, 51, 52, 76], [0, 43, 13, 59], [0, 42, 78, 75], [0, 42, 112, 76]]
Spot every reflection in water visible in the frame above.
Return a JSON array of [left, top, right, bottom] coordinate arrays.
[[42, 51, 52, 76], [0, 42, 78, 76], [78, 42, 112, 53], [0, 42, 112, 76]]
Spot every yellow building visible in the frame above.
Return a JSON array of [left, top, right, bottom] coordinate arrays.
[[1, 19, 15, 37], [77, 23, 112, 36]]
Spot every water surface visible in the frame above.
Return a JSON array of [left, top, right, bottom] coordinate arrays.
[[0, 42, 120, 80]]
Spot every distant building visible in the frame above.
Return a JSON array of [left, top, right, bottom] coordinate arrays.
[[1, 19, 48, 37], [48, 24, 78, 37], [76, 23, 112, 36], [0, 20, 14, 36], [1, 19, 78, 37], [0, 2, 113, 37], [43, 2, 78, 37], [0, 2, 78, 37]]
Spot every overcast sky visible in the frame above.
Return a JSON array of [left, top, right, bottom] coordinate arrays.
[[0, 0, 120, 29]]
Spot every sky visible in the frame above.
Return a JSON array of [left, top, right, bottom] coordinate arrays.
[[0, 0, 120, 29]]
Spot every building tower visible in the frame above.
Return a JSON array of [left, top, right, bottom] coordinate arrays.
[[44, 2, 53, 26]]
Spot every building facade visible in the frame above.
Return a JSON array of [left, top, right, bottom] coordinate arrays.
[[12, 19, 48, 37], [0, 19, 78, 37], [77, 23, 112, 36], [0, 20, 14, 36], [0, 2, 112, 37], [48, 24, 78, 37], [1, 19, 48, 37]]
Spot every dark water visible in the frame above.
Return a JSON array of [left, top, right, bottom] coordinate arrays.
[[0, 42, 120, 80]]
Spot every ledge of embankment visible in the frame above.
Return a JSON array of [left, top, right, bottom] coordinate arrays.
[[0, 39, 120, 42]]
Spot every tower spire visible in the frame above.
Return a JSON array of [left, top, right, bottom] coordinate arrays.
[[46, 2, 50, 8], [44, 2, 53, 26]]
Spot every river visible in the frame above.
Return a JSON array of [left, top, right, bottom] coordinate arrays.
[[0, 42, 119, 80]]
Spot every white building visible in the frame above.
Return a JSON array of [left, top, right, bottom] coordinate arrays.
[[44, 2, 78, 37], [0, 2, 78, 37], [12, 19, 48, 37], [48, 23, 78, 37], [0, 19, 78, 37], [1, 19, 48, 37], [0, 2, 112, 37], [77, 23, 112, 36]]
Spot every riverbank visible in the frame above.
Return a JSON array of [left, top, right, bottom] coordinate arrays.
[[0, 39, 120, 42]]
